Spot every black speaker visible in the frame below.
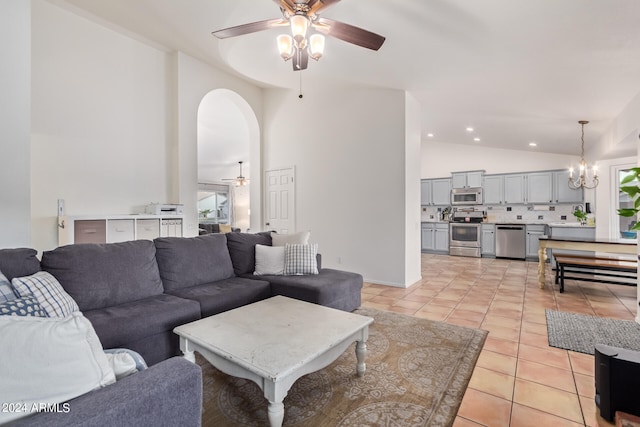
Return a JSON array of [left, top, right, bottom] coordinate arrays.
[[595, 344, 640, 421]]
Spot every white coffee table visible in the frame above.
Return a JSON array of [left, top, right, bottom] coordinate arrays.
[[173, 295, 373, 427]]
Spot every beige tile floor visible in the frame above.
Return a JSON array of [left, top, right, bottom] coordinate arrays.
[[361, 254, 638, 427]]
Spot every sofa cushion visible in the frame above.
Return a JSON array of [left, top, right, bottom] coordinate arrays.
[[166, 277, 271, 317], [226, 232, 272, 276], [83, 294, 201, 351], [247, 268, 363, 312], [0, 248, 40, 281], [0, 312, 115, 424], [41, 240, 164, 311], [154, 234, 235, 291], [12, 271, 79, 317]]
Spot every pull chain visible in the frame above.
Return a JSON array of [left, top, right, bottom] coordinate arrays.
[[298, 72, 303, 99]]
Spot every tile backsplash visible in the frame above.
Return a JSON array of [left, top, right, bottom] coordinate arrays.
[[421, 204, 578, 223]]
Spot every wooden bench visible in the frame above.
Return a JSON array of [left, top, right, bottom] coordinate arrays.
[[554, 254, 637, 293]]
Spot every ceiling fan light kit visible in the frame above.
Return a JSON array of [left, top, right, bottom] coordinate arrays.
[[223, 161, 250, 187], [212, 0, 385, 71]]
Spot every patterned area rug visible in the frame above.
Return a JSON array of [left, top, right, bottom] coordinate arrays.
[[545, 309, 640, 355], [198, 307, 487, 427]]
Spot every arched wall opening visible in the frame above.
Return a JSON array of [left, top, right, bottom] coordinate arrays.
[[197, 89, 260, 232]]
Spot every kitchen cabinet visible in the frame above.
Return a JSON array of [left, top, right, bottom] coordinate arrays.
[[553, 170, 584, 203], [526, 172, 554, 203], [481, 224, 496, 256], [452, 171, 484, 188], [483, 175, 505, 205], [421, 223, 449, 253], [421, 178, 451, 206], [434, 223, 450, 252], [59, 215, 183, 246], [503, 174, 526, 204], [525, 224, 546, 260]]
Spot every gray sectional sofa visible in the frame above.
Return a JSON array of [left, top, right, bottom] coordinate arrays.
[[1, 232, 362, 426]]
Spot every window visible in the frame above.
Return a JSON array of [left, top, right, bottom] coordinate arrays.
[[197, 183, 230, 224], [618, 169, 637, 236]]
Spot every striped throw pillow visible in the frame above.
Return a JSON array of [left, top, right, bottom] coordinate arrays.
[[12, 271, 79, 318], [0, 271, 17, 303], [284, 243, 319, 275]]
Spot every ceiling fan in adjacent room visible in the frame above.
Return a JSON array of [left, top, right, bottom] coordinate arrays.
[[212, 0, 386, 71], [223, 161, 250, 187]]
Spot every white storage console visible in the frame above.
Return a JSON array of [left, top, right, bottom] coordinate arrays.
[[58, 215, 184, 246]]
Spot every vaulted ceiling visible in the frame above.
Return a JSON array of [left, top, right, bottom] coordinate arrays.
[[56, 0, 640, 155]]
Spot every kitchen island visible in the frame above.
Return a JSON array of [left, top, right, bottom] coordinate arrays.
[[537, 236, 637, 288]]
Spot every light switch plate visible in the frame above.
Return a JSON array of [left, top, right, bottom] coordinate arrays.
[[57, 199, 65, 216]]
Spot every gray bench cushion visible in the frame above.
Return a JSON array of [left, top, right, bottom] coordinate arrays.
[[154, 234, 235, 291], [0, 248, 40, 281], [41, 241, 164, 311], [166, 277, 271, 317], [83, 294, 201, 350]]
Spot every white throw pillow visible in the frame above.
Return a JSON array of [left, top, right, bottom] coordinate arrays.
[[12, 271, 79, 317], [254, 244, 285, 276], [104, 352, 138, 380], [0, 312, 116, 423], [271, 231, 310, 246]]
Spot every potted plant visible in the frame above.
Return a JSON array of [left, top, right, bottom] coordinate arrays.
[[572, 206, 588, 225], [617, 167, 640, 236]]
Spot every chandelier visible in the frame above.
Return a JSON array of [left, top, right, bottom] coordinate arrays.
[[568, 120, 599, 189], [277, 14, 325, 70]]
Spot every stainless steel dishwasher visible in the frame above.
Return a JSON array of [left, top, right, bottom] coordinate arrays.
[[495, 224, 526, 259]]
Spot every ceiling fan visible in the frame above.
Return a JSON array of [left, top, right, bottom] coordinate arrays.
[[212, 0, 386, 71], [222, 161, 250, 187]]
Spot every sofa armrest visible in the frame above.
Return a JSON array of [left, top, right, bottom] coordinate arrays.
[[9, 357, 202, 427]]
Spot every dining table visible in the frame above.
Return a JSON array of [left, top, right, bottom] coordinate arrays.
[[537, 235, 637, 288]]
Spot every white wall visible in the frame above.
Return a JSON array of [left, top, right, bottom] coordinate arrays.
[[31, 1, 172, 251], [263, 86, 415, 287], [0, 1, 31, 248], [175, 52, 263, 236], [28, 2, 264, 251], [588, 91, 640, 162], [422, 141, 579, 178], [404, 93, 422, 287]]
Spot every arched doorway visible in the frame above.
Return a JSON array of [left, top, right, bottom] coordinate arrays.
[[197, 89, 260, 232]]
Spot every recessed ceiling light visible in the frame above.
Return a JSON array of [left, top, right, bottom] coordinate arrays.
[[466, 127, 474, 132], [529, 142, 537, 147], [427, 133, 434, 138], [473, 137, 481, 142]]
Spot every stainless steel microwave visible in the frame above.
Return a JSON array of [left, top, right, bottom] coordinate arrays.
[[451, 187, 483, 205]]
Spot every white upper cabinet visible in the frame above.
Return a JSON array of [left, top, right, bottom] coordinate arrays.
[[451, 171, 484, 188], [421, 178, 451, 206], [503, 174, 526, 204], [431, 179, 452, 205], [483, 175, 504, 204], [526, 172, 554, 204], [553, 170, 584, 203]]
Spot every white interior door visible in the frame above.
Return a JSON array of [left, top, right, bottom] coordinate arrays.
[[264, 167, 295, 233]]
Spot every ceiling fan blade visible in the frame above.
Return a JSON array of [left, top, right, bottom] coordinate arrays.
[[308, 0, 341, 14], [212, 18, 287, 39], [292, 48, 308, 71], [272, 0, 295, 14], [315, 18, 385, 50]]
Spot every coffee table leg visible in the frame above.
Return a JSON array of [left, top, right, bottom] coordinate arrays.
[[179, 337, 196, 363], [267, 401, 284, 427], [355, 340, 367, 377]]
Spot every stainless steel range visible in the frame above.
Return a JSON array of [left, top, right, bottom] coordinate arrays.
[[449, 208, 484, 258]]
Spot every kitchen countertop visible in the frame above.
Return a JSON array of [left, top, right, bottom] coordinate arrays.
[[421, 220, 595, 228]]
